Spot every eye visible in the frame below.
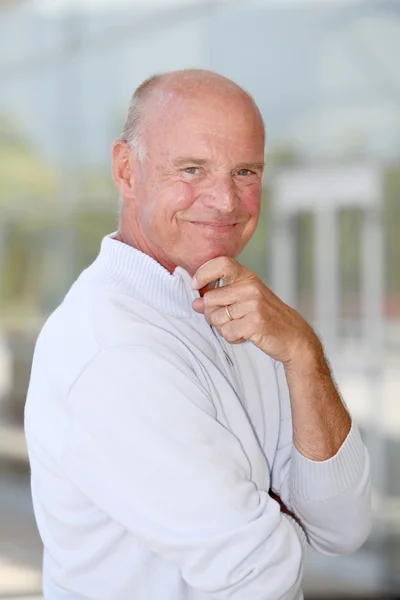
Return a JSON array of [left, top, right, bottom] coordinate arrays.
[[236, 169, 255, 177], [184, 166, 201, 175]]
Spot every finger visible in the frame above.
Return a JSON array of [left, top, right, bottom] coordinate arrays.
[[219, 315, 251, 344], [203, 282, 267, 316], [192, 288, 255, 316], [192, 281, 253, 314], [203, 285, 244, 311], [191, 256, 247, 291], [192, 297, 204, 313], [230, 337, 247, 345], [205, 303, 243, 329]]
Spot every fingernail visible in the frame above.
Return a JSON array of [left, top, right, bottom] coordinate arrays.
[[191, 276, 198, 289]]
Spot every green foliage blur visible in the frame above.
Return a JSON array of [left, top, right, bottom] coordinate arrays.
[[1, 121, 400, 338]]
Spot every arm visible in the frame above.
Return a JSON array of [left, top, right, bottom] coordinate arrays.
[[63, 345, 305, 600], [272, 360, 371, 555], [191, 256, 372, 555], [283, 342, 351, 461]]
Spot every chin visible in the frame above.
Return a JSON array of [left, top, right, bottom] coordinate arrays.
[[184, 247, 238, 274]]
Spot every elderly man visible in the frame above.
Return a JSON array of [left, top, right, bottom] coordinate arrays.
[[25, 70, 371, 600]]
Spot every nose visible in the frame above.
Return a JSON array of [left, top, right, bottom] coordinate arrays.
[[203, 176, 240, 213]]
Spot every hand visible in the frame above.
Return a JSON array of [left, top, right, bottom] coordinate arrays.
[[191, 256, 320, 366]]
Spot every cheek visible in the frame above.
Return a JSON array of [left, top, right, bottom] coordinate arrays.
[[166, 182, 197, 213], [239, 186, 261, 217], [142, 182, 195, 226]]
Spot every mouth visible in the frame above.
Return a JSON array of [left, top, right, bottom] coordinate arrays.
[[187, 221, 239, 232]]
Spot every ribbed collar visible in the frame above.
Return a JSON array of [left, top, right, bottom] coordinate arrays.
[[89, 233, 200, 318]]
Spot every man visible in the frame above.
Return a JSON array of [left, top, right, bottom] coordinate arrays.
[[25, 69, 371, 600]]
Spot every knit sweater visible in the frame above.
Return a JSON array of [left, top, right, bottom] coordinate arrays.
[[25, 234, 371, 600]]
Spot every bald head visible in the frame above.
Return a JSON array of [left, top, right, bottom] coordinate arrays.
[[120, 69, 265, 161], [113, 68, 265, 275]]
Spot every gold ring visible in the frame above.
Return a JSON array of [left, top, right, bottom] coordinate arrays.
[[225, 305, 234, 322]]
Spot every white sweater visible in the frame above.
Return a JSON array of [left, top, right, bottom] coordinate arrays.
[[25, 234, 371, 600]]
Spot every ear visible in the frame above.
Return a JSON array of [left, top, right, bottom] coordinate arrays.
[[111, 140, 136, 199]]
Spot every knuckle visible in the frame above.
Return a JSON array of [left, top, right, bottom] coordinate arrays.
[[249, 298, 259, 312], [220, 321, 229, 335], [213, 309, 224, 328], [203, 291, 215, 309], [253, 282, 263, 297], [204, 310, 213, 325], [220, 322, 233, 339], [220, 256, 232, 275], [251, 312, 263, 327], [221, 255, 232, 267]]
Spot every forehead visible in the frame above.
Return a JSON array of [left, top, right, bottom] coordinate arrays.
[[144, 90, 265, 160]]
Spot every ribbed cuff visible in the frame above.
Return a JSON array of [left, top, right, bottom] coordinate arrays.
[[290, 422, 367, 502]]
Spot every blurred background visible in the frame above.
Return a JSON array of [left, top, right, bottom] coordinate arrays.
[[0, 0, 399, 598]]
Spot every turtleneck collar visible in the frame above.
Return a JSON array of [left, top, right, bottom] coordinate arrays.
[[89, 233, 200, 319]]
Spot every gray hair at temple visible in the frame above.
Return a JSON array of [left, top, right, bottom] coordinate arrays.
[[119, 74, 161, 163]]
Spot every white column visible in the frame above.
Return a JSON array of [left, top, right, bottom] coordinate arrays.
[[314, 207, 339, 351], [361, 206, 386, 544], [362, 207, 384, 358], [270, 211, 297, 309]]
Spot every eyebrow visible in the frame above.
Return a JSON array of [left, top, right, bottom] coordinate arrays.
[[172, 157, 265, 171], [173, 157, 209, 167], [237, 162, 265, 172]]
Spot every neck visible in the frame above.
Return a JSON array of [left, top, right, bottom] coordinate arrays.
[[115, 228, 177, 275], [116, 221, 218, 295]]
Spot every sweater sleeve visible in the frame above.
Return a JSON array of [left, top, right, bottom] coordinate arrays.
[[271, 361, 372, 555], [62, 345, 305, 600]]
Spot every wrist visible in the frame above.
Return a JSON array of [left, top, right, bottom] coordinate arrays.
[[284, 335, 326, 376]]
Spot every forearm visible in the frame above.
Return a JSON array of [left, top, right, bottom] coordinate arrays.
[[273, 354, 372, 555], [284, 341, 351, 462], [192, 253, 372, 556]]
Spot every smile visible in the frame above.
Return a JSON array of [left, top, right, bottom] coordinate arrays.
[[187, 221, 238, 231]]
